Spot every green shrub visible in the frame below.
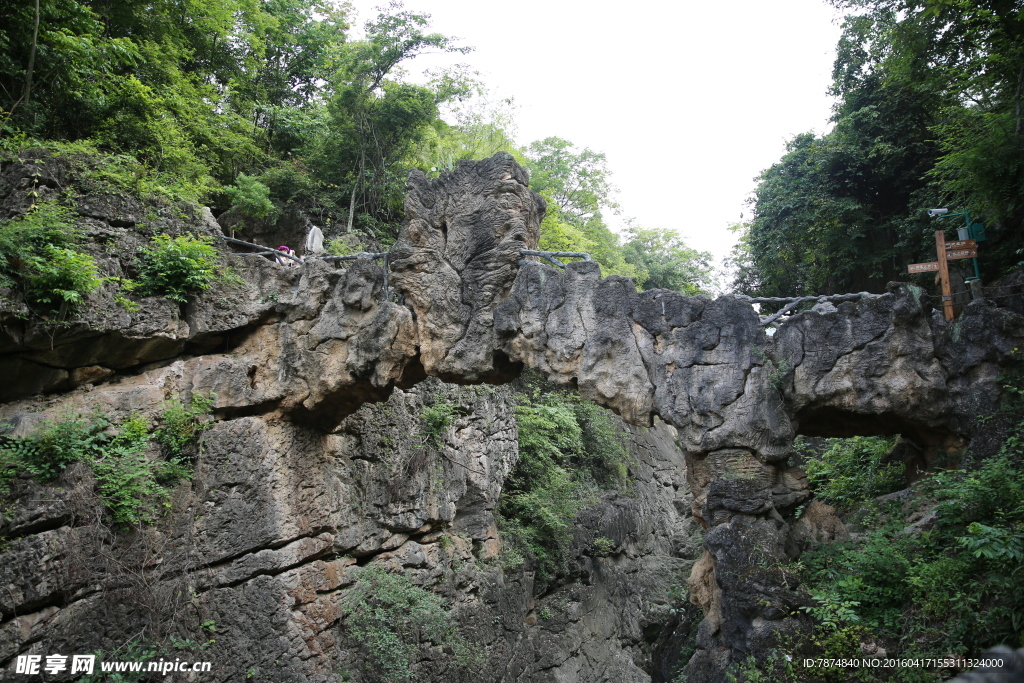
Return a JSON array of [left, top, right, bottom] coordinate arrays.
[[802, 436, 903, 511], [343, 566, 483, 681], [155, 393, 213, 458], [326, 237, 358, 256], [420, 399, 459, 450], [24, 410, 110, 479], [573, 400, 631, 487], [23, 245, 102, 311], [137, 234, 218, 303], [0, 409, 201, 526], [0, 200, 81, 261], [795, 452, 1024, 674], [0, 200, 100, 315], [12, 141, 215, 204], [499, 386, 633, 584], [225, 173, 278, 221], [91, 414, 185, 526]]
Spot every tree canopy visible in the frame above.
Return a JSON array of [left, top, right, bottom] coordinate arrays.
[[735, 0, 1024, 297], [0, 0, 714, 295]]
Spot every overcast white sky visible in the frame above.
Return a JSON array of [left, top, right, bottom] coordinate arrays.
[[347, 0, 845, 267]]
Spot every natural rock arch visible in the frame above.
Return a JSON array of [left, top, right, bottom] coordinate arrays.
[[1, 152, 1021, 681], [377, 154, 1021, 680]]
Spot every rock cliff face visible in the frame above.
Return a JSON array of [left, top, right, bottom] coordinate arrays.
[[0, 377, 699, 682], [1, 151, 1022, 682]]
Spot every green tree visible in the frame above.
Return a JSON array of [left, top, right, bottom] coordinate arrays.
[[739, 0, 1024, 296], [524, 137, 618, 225], [225, 173, 278, 221], [315, 2, 472, 235], [741, 75, 941, 297], [407, 89, 519, 176], [522, 137, 643, 280], [622, 226, 713, 295]]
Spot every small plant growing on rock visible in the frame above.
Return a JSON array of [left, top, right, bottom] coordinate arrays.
[[342, 565, 483, 681], [137, 234, 218, 303], [91, 414, 183, 526], [326, 236, 358, 256], [0, 410, 197, 526], [156, 393, 214, 458], [0, 200, 101, 318], [592, 536, 616, 557], [420, 400, 458, 450], [23, 245, 102, 316]]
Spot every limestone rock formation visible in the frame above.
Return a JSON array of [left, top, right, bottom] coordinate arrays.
[[2, 152, 1023, 682], [0, 375, 698, 682], [391, 153, 543, 383]]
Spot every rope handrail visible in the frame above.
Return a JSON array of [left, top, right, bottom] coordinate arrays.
[[735, 292, 884, 326], [317, 252, 389, 261], [221, 235, 304, 264], [735, 293, 883, 305], [219, 236, 387, 263], [519, 249, 592, 269]]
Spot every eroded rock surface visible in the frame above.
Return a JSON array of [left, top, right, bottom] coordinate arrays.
[[391, 153, 543, 383], [2, 152, 1023, 682], [0, 375, 699, 682]]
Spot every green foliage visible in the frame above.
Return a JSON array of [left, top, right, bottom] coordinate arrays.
[[500, 393, 588, 583], [499, 381, 633, 584], [407, 92, 518, 176], [76, 641, 161, 683], [524, 138, 712, 293], [76, 627, 216, 683], [0, 408, 203, 527], [957, 522, 1024, 563], [326, 237, 358, 256], [795, 452, 1024, 674], [225, 173, 278, 220], [0, 200, 80, 259], [90, 414, 184, 526], [592, 536, 616, 557], [0, 0, 477, 236], [740, 0, 1024, 296], [420, 399, 458, 450], [801, 436, 904, 512], [137, 234, 219, 304], [800, 591, 862, 631], [313, 4, 473, 237], [725, 653, 798, 683], [621, 225, 714, 295], [107, 277, 140, 312], [524, 137, 618, 227], [342, 565, 483, 681], [571, 400, 632, 489], [0, 199, 100, 315], [258, 162, 317, 203], [22, 410, 110, 479], [23, 245, 102, 310], [155, 393, 213, 458], [524, 137, 646, 281]]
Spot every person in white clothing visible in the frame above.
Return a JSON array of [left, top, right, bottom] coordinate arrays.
[[305, 225, 324, 254]]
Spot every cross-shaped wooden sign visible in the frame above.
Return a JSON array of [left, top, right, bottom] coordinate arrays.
[[907, 232, 979, 320]]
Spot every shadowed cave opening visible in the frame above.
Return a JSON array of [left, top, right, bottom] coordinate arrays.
[[795, 406, 963, 482]]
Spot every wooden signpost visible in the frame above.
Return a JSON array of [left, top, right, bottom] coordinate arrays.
[[907, 232, 980, 321]]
